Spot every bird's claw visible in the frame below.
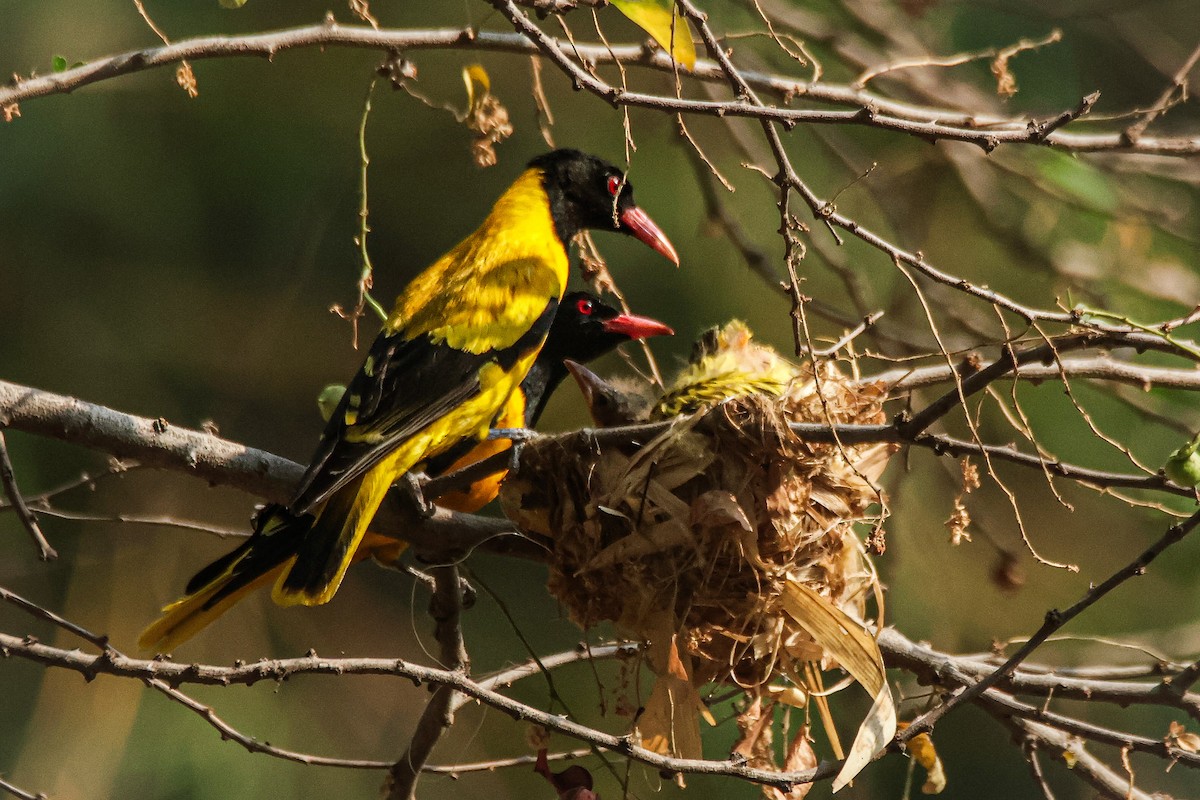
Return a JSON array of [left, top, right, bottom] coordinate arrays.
[[402, 472, 436, 519], [487, 427, 538, 442]]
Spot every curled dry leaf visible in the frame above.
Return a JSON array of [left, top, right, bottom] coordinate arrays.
[[776, 726, 819, 800], [734, 699, 819, 800], [1167, 720, 1200, 753], [946, 457, 977, 544], [945, 498, 971, 545], [899, 723, 947, 794], [462, 64, 512, 168], [502, 324, 897, 785]]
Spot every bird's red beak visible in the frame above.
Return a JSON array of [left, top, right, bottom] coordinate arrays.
[[619, 206, 679, 265], [601, 313, 674, 340]]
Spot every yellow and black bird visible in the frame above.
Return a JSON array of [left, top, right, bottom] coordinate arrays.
[[424, 291, 673, 513], [139, 150, 676, 651]]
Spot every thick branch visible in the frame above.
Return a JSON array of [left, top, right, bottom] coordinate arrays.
[[0, 379, 529, 560]]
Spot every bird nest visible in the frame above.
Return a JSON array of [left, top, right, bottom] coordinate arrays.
[[502, 355, 897, 771]]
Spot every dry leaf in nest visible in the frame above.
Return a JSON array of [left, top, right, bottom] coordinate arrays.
[[733, 697, 818, 800], [502, 325, 898, 784]]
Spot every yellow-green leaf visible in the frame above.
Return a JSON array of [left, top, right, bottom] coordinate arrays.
[[611, 0, 696, 70], [462, 63, 490, 115], [317, 384, 346, 423]]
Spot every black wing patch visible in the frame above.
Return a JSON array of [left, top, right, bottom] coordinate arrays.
[[288, 298, 559, 515]]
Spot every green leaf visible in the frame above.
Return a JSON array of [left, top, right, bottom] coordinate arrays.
[[611, 0, 696, 70], [218, 0, 249, 7], [51, 55, 68, 72], [1037, 152, 1118, 214]]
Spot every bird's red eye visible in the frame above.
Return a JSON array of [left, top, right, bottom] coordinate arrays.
[[576, 298, 594, 315], [606, 175, 622, 196]]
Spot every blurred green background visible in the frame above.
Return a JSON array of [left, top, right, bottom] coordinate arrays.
[[2, 1, 1199, 798]]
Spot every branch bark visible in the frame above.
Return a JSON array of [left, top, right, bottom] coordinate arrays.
[[3, 21, 1197, 156]]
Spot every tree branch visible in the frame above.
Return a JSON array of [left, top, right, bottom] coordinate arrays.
[[0, 378, 532, 561], [900, 507, 1200, 740], [4, 20, 1196, 156], [1007, 718, 1156, 800], [0, 628, 831, 791], [0, 429, 57, 560], [387, 565, 470, 799], [0, 777, 47, 800]]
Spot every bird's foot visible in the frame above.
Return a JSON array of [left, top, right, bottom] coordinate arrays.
[[402, 472, 436, 519], [487, 427, 538, 442]]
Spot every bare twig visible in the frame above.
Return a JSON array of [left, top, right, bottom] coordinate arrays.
[[0, 430, 56, 560], [1008, 718, 1156, 800], [7, 21, 1197, 155], [1124, 43, 1200, 143], [880, 629, 1200, 723], [387, 565, 470, 798], [0, 586, 390, 769], [424, 748, 592, 774], [900, 507, 1200, 740], [0, 776, 47, 800], [876, 354, 1200, 394]]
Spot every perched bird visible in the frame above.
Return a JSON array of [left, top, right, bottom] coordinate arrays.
[[331, 291, 673, 559], [424, 291, 673, 512], [1165, 431, 1200, 488], [139, 150, 676, 651], [568, 319, 796, 426]]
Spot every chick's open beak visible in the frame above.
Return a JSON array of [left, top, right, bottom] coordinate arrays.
[[619, 206, 679, 265]]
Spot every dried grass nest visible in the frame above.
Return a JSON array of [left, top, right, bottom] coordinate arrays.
[[501, 323, 899, 776]]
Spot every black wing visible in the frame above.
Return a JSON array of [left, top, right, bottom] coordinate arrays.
[[288, 299, 558, 515]]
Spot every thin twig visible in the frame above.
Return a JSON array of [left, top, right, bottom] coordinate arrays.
[[423, 748, 592, 774], [900, 507, 1200, 740], [387, 565, 469, 798], [5, 22, 1197, 155], [0, 586, 390, 769], [0, 776, 47, 800], [1124, 42, 1200, 142], [0, 430, 56, 560]]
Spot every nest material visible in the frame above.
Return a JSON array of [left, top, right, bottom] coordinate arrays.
[[502, 359, 895, 690]]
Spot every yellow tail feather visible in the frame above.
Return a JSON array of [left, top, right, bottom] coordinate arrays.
[[138, 568, 279, 653]]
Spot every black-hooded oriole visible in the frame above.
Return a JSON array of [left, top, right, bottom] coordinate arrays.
[[139, 150, 676, 651]]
